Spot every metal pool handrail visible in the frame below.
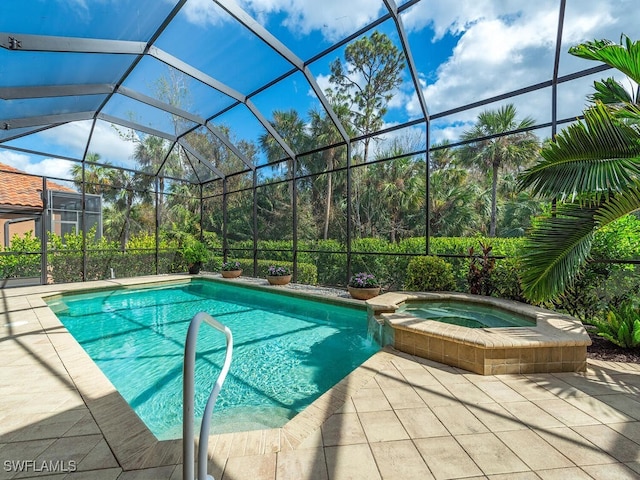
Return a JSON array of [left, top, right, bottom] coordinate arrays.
[[183, 312, 233, 480]]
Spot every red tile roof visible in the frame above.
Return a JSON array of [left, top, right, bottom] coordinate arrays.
[[0, 162, 77, 210]]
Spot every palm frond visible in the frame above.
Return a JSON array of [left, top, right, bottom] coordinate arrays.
[[521, 186, 640, 303], [589, 77, 635, 105], [569, 34, 640, 85], [520, 204, 598, 302], [518, 102, 640, 200], [594, 183, 640, 224]]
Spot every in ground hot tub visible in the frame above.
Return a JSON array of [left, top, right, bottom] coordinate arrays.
[[397, 300, 536, 328], [367, 292, 591, 375]]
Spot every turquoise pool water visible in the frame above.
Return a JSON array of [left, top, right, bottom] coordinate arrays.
[[47, 280, 379, 440], [397, 300, 535, 328]]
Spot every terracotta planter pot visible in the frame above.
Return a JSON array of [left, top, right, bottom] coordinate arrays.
[[221, 269, 242, 278], [267, 274, 292, 285], [348, 286, 381, 300]]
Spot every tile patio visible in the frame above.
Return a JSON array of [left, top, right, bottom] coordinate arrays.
[[1, 276, 639, 479]]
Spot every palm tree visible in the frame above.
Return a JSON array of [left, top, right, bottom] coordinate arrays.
[[71, 153, 113, 195], [259, 109, 307, 174], [134, 135, 169, 221], [108, 169, 152, 249], [430, 140, 457, 171], [259, 109, 308, 207], [498, 171, 545, 237], [308, 105, 352, 240], [517, 34, 640, 302], [364, 139, 426, 242], [429, 167, 483, 237], [459, 104, 539, 237]]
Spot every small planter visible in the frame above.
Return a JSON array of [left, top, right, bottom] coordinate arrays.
[[267, 274, 292, 286], [348, 286, 381, 300], [221, 269, 242, 278], [188, 262, 202, 275]]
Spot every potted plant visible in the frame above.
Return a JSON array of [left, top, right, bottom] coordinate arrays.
[[221, 260, 242, 278], [266, 265, 292, 285], [180, 238, 209, 274], [348, 272, 381, 300]]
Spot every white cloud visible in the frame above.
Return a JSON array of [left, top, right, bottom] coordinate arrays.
[[182, 0, 228, 27], [39, 120, 136, 167], [365, 122, 426, 160], [0, 150, 76, 181], [277, 0, 383, 42], [430, 122, 470, 145], [86, 122, 137, 165], [187, 0, 385, 43], [0, 120, 136, 181], [26, 158, 77, 180], [402, 0, 505, 40], [0, 151, 32, 172], [314, 73, 332, 97], [37, 121, 90, 157], [417, 2, 558, 114], [402, 0, 640, 143]]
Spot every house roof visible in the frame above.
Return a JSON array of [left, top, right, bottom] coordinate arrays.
[[0, 163, 77, 210]]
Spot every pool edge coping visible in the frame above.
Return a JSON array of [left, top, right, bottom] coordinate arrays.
[[367, 291, 592, 375], [369, 291, 592, 348]]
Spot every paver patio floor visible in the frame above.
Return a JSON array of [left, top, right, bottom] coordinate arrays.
[[1, 277, 639, 479]]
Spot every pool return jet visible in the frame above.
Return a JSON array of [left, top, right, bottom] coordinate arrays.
[[183, 312, 233, 480]]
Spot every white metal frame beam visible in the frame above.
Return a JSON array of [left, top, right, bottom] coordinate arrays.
[[0, 84, 114, 99], [2, 111, 95, 130], [97, 113, 177, 141], [214, 0, 350, 144], [205, 123, 255, 171], [178, 139, 225, 179], [0, 28, 292, 176], [0, 32, 146, 54]]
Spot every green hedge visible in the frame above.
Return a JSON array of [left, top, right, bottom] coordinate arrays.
[[225, 236, 528, 290], [48, 249, 184, 283], [7, 223, 640, 321], [205, 257, 318, 285], [0, 231, 41, 279], [405, 256, 456, 291]]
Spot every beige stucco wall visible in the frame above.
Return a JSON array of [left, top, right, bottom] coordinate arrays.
[[0, 217, 36, 249]]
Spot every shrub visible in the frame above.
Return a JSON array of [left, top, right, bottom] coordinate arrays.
[[179, 237, 209, 266], [591, 302, 640, 348], [293, 261, 317, 285], [351, 238, 399, 288], [491, 257, 527, 302], [546, 216, 640, 320], [468, 243, 495, 296], [0, 231, 41, 278], [224, 236, 530, 290], [306, 239, 345, 286], [404, 255, 456, 291]]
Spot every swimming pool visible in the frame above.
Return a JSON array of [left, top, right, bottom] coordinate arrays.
[[47, 279, 379, 440]]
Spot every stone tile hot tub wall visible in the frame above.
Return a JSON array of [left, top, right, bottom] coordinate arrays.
[[367, 292, 591, 375]]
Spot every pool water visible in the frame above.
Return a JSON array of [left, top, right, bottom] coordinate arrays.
[[47, 280, 379, 440], [397, 301, 535, 328]]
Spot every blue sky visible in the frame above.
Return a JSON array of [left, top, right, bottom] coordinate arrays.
[[1, 0, 639, 181]]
